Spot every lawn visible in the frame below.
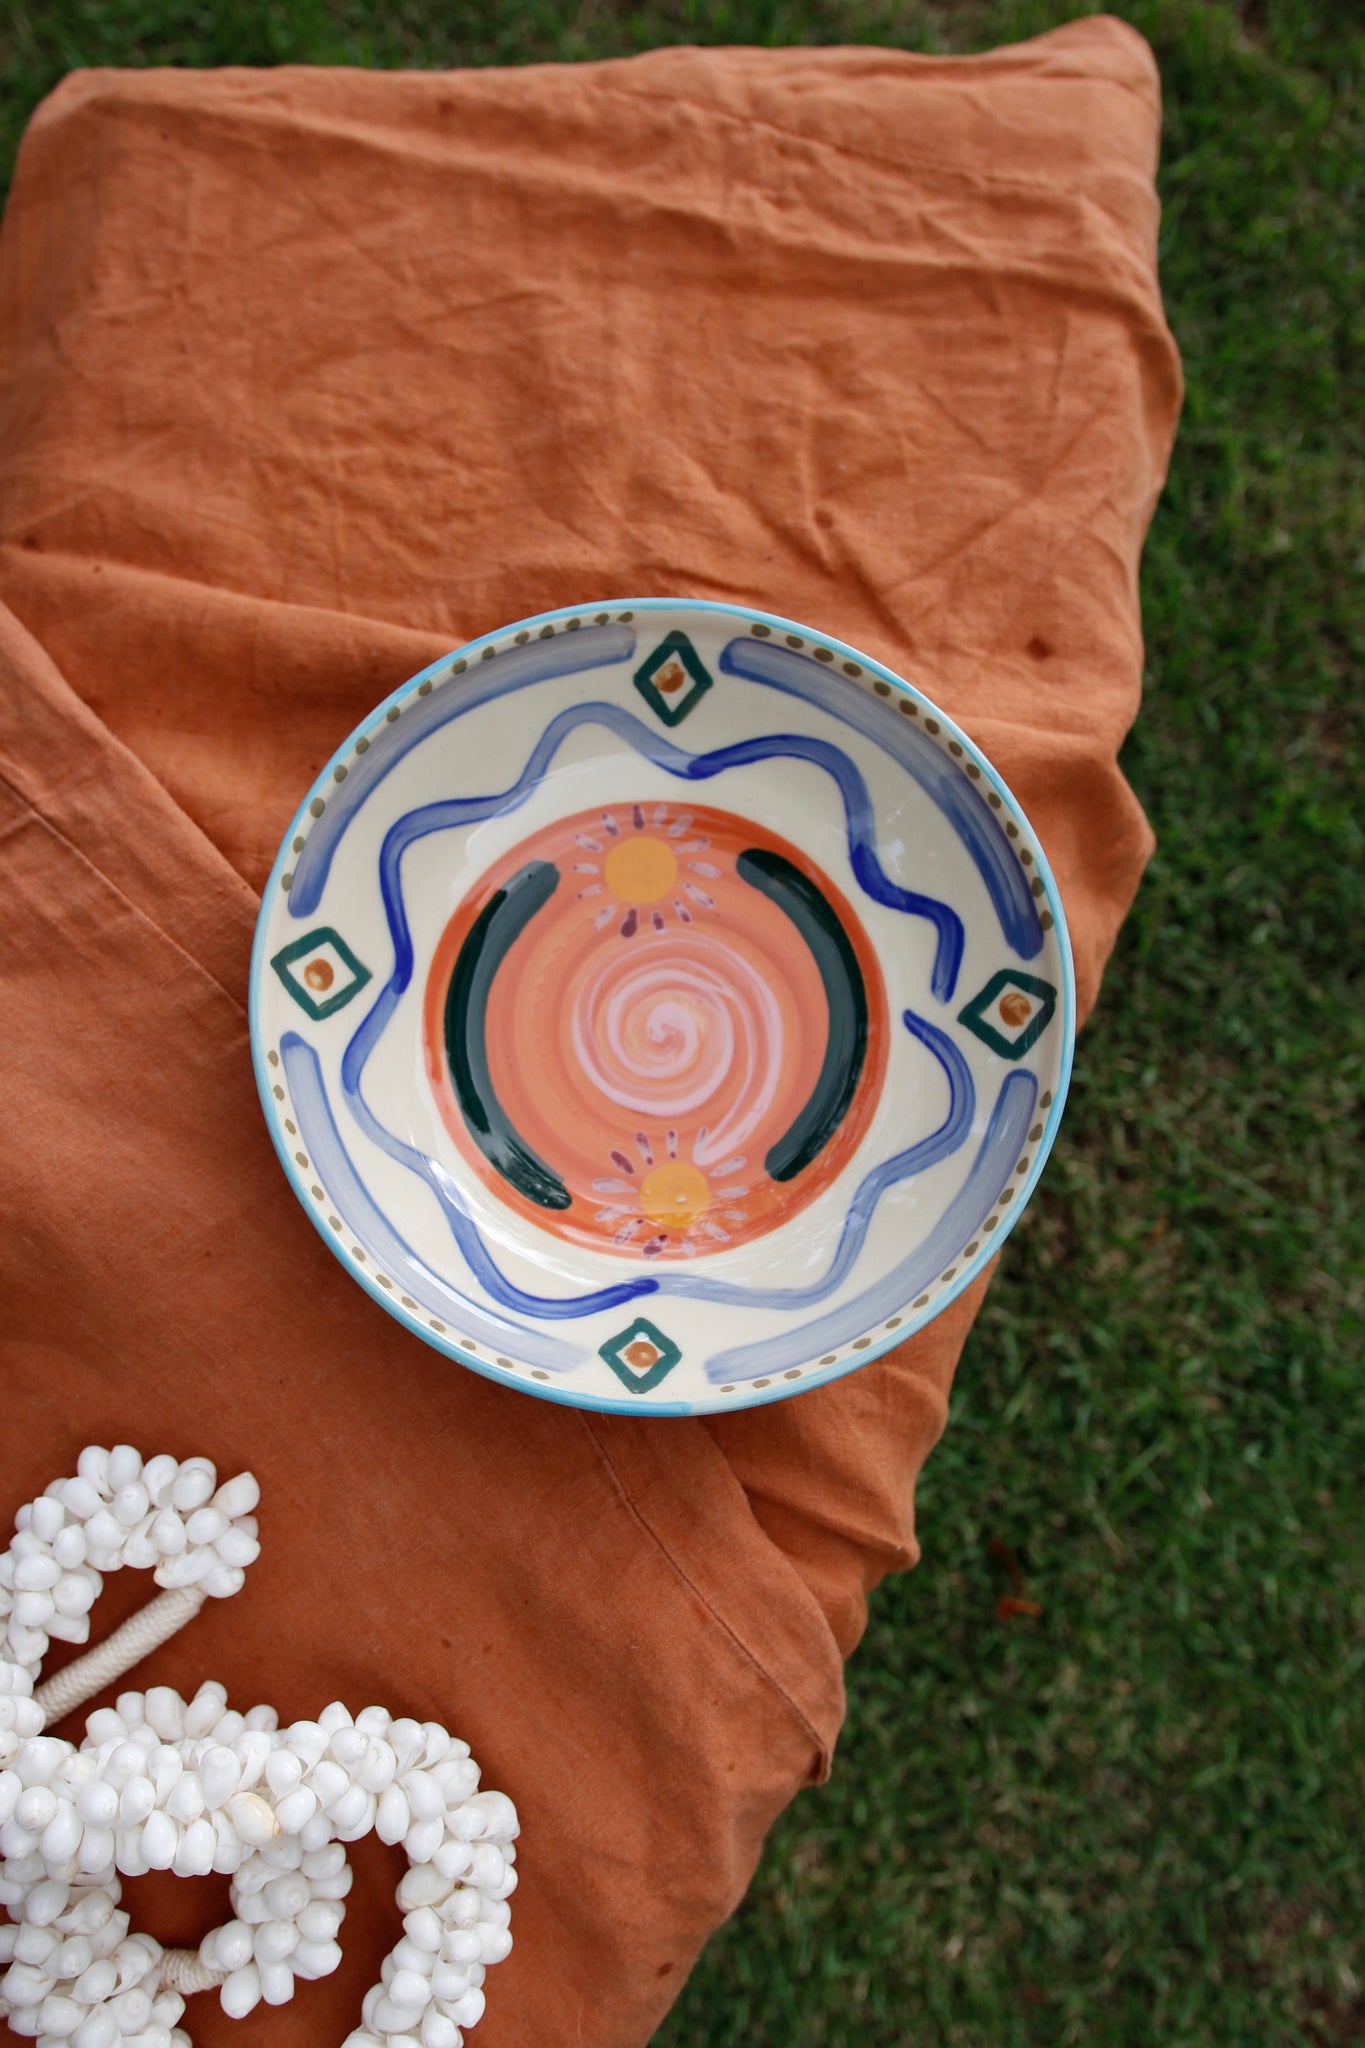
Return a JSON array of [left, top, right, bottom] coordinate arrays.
[[2, 1, 1360, 2043]]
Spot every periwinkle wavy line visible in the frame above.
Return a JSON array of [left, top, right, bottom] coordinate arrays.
[[719, 637, 1044, 964], [343, 989, 978, 1326], [287, 624, 637, 918], [338, 693, 981, 1323], [347, 697, 964, 1011], [291, 624, 1037, 976]]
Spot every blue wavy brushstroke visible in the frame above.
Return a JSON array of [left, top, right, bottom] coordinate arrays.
[[340, 1028, 656, 1322], [354, 697, 963, 1000], [704, 1068, 1038, 1382], [336, 704, 972, 1318], [288, 624, 637, 918], [663, 1009, 974, 1309], [280, 1034, 588, 1371], [719, 638, 1044, 963]]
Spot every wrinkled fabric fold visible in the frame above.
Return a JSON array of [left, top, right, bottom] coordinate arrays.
[[0, 20, 1179, 2042]]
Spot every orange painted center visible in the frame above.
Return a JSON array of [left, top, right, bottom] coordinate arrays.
[[423, 800, 888, 1260]]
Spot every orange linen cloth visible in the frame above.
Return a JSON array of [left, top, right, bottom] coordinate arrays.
[[0, 20, 1179, 2044]]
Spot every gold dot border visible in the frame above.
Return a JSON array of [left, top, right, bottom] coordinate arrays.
[[265, 608, 1068, 1400]]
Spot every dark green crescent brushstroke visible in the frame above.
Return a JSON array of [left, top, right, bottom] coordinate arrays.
[[443, 859, 572, 1209], [736, 847, 870, 1183]]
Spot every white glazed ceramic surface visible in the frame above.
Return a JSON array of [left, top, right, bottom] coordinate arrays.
[[250, 600, 1074, 1415]]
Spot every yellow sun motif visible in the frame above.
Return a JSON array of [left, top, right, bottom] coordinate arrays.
[[639, 1161, 711, 1227], [571, 806, 717, 935], [603, 834, 678, 905], [592, 1129, 750, 1255]]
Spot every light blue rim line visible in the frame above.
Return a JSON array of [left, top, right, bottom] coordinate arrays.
[[248, 595, 1077, 1418]]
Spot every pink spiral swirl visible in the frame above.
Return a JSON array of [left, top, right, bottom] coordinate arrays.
[[569, 936, 784, 1163]]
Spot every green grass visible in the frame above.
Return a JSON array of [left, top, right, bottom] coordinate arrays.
[[2, 1, 1361, 2042]]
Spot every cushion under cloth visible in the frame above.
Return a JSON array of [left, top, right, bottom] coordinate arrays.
[[0, 20, 1180, 2044]]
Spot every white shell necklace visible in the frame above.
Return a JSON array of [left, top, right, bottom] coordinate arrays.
[[0, 1444, 517, 2047]]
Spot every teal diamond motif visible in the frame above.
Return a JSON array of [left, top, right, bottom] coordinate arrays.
[[599, 1316, 683, 1396], [633, 631, 713, 727], [271, 926, 372, 1021], [958, 969, 1058, 1060]]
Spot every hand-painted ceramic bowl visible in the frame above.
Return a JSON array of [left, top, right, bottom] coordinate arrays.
[[250, 600, 1074, 1415]]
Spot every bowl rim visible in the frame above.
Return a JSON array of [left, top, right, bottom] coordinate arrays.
[[249, 595, 1077, 1416]]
